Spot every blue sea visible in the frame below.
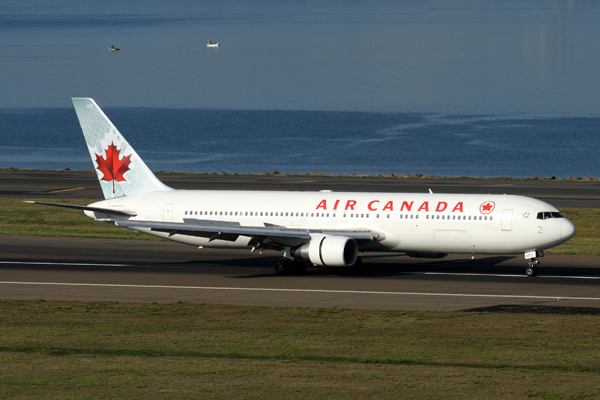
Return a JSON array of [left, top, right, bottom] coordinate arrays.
[[0, 107, 598, 179], [1, 1, 600, 178]]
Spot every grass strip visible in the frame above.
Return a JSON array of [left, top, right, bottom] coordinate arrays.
[[1, 300, 600, 399], [3, 346, 600, 374]]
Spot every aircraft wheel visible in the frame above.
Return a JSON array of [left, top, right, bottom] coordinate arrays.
[[346, 256, 363, 274], [294, 262, 307, 275], [525, 265, 538, 277], [275, 259, 291, 275]]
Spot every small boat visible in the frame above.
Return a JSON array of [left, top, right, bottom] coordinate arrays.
[[108, 45, 120, 51], [206, 40, 220, 48]]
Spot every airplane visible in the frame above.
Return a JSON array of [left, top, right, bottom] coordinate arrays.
[[26, 98, 576, 277]]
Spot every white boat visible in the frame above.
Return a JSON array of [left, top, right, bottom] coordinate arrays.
[[206, 40, 220, 48]]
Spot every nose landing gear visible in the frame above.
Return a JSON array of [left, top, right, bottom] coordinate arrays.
[[524, 251, 543, 277], [526, 258, 539, 277]]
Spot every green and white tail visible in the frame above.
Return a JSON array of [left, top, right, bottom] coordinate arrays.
[[72, 98, 172, 199]]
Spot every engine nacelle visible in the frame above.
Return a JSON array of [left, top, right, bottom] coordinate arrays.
[[293, 235, 358, 267], [405, 252, 448, 259]]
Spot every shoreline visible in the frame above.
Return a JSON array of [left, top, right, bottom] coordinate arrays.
[[1, 167, 597, 182]]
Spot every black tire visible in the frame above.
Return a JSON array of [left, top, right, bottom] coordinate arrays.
[[275, 260, 290, 275], [525, 266, 538, 277], [346, 256, 363, 274], [294, 262, 307, 275]]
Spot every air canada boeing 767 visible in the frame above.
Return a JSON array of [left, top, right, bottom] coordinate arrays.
[[26, 98, 576, 277]]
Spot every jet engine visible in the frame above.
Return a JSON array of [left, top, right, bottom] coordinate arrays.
[[292, 235, 358, 267]]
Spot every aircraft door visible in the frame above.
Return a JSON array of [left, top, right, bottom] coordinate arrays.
[[331, 211, 338, 224], [163, 203, 174, 222], [501, 209, 513, 231]]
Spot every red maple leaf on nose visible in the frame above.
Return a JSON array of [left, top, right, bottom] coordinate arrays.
[[482, 203, 493, 212], [95, 142, 131, 192]]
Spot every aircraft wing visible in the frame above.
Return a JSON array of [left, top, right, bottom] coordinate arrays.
[[115, 218, 374, 248]]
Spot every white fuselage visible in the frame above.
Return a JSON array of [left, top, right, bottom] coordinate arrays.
[[87, 190, 576, 256]]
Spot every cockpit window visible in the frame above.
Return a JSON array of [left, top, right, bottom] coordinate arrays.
[[537, 211, 564, 220]]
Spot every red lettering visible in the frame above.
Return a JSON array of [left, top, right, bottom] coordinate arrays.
[[345, 200, 357, 210], [333, 200, 340, 210], [436, 202, 448, 212], [368, 200, 379, 211], [400, 201, 413, 211], [452, 202, 464, 212], [382, 201, 394, 211], [316, 200, 327, 210], [417, 201, 429, 212]]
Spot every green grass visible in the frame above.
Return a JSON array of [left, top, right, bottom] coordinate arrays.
[[1, 300, 600, 399], [2, 199, 600, 254]]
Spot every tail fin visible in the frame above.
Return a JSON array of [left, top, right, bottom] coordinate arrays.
[[72, 98, 172, 199]]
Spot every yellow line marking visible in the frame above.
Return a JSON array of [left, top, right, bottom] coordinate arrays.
[[49, 187, 87, 193]]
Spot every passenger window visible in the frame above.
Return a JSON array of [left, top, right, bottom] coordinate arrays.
[[361, 214, 364, 218], [410, 215, 413, 219], [387, 214, 390, 219], [185, 211, 188, 215]]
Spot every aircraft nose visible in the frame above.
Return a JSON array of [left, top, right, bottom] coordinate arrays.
[[561, 219, 576, 240]]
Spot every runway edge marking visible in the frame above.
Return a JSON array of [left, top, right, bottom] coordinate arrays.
[[1, 281, 599, 301]]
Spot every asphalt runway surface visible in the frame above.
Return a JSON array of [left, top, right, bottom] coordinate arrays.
[[2, 171, 599, 311]]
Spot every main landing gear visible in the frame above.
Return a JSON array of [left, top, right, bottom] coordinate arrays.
[[275, 259, 308, 275], [525, 258, 539, 277]]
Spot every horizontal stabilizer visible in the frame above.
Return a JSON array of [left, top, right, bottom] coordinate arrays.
[[23, 201, 137, 217]]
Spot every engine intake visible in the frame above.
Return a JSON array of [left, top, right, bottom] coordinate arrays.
[[293, 235, 358, 267]]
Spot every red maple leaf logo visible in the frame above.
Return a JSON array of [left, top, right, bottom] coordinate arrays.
[[95, 142, 132, 193], [479, 201, 495, 215]]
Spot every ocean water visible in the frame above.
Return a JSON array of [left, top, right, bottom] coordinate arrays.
[[1, 1, 599, 177], [0, 107, 597, 179]]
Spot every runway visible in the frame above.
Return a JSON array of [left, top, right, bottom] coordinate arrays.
[[2, 235, 599, 311], [2, 171, 599, 311]]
